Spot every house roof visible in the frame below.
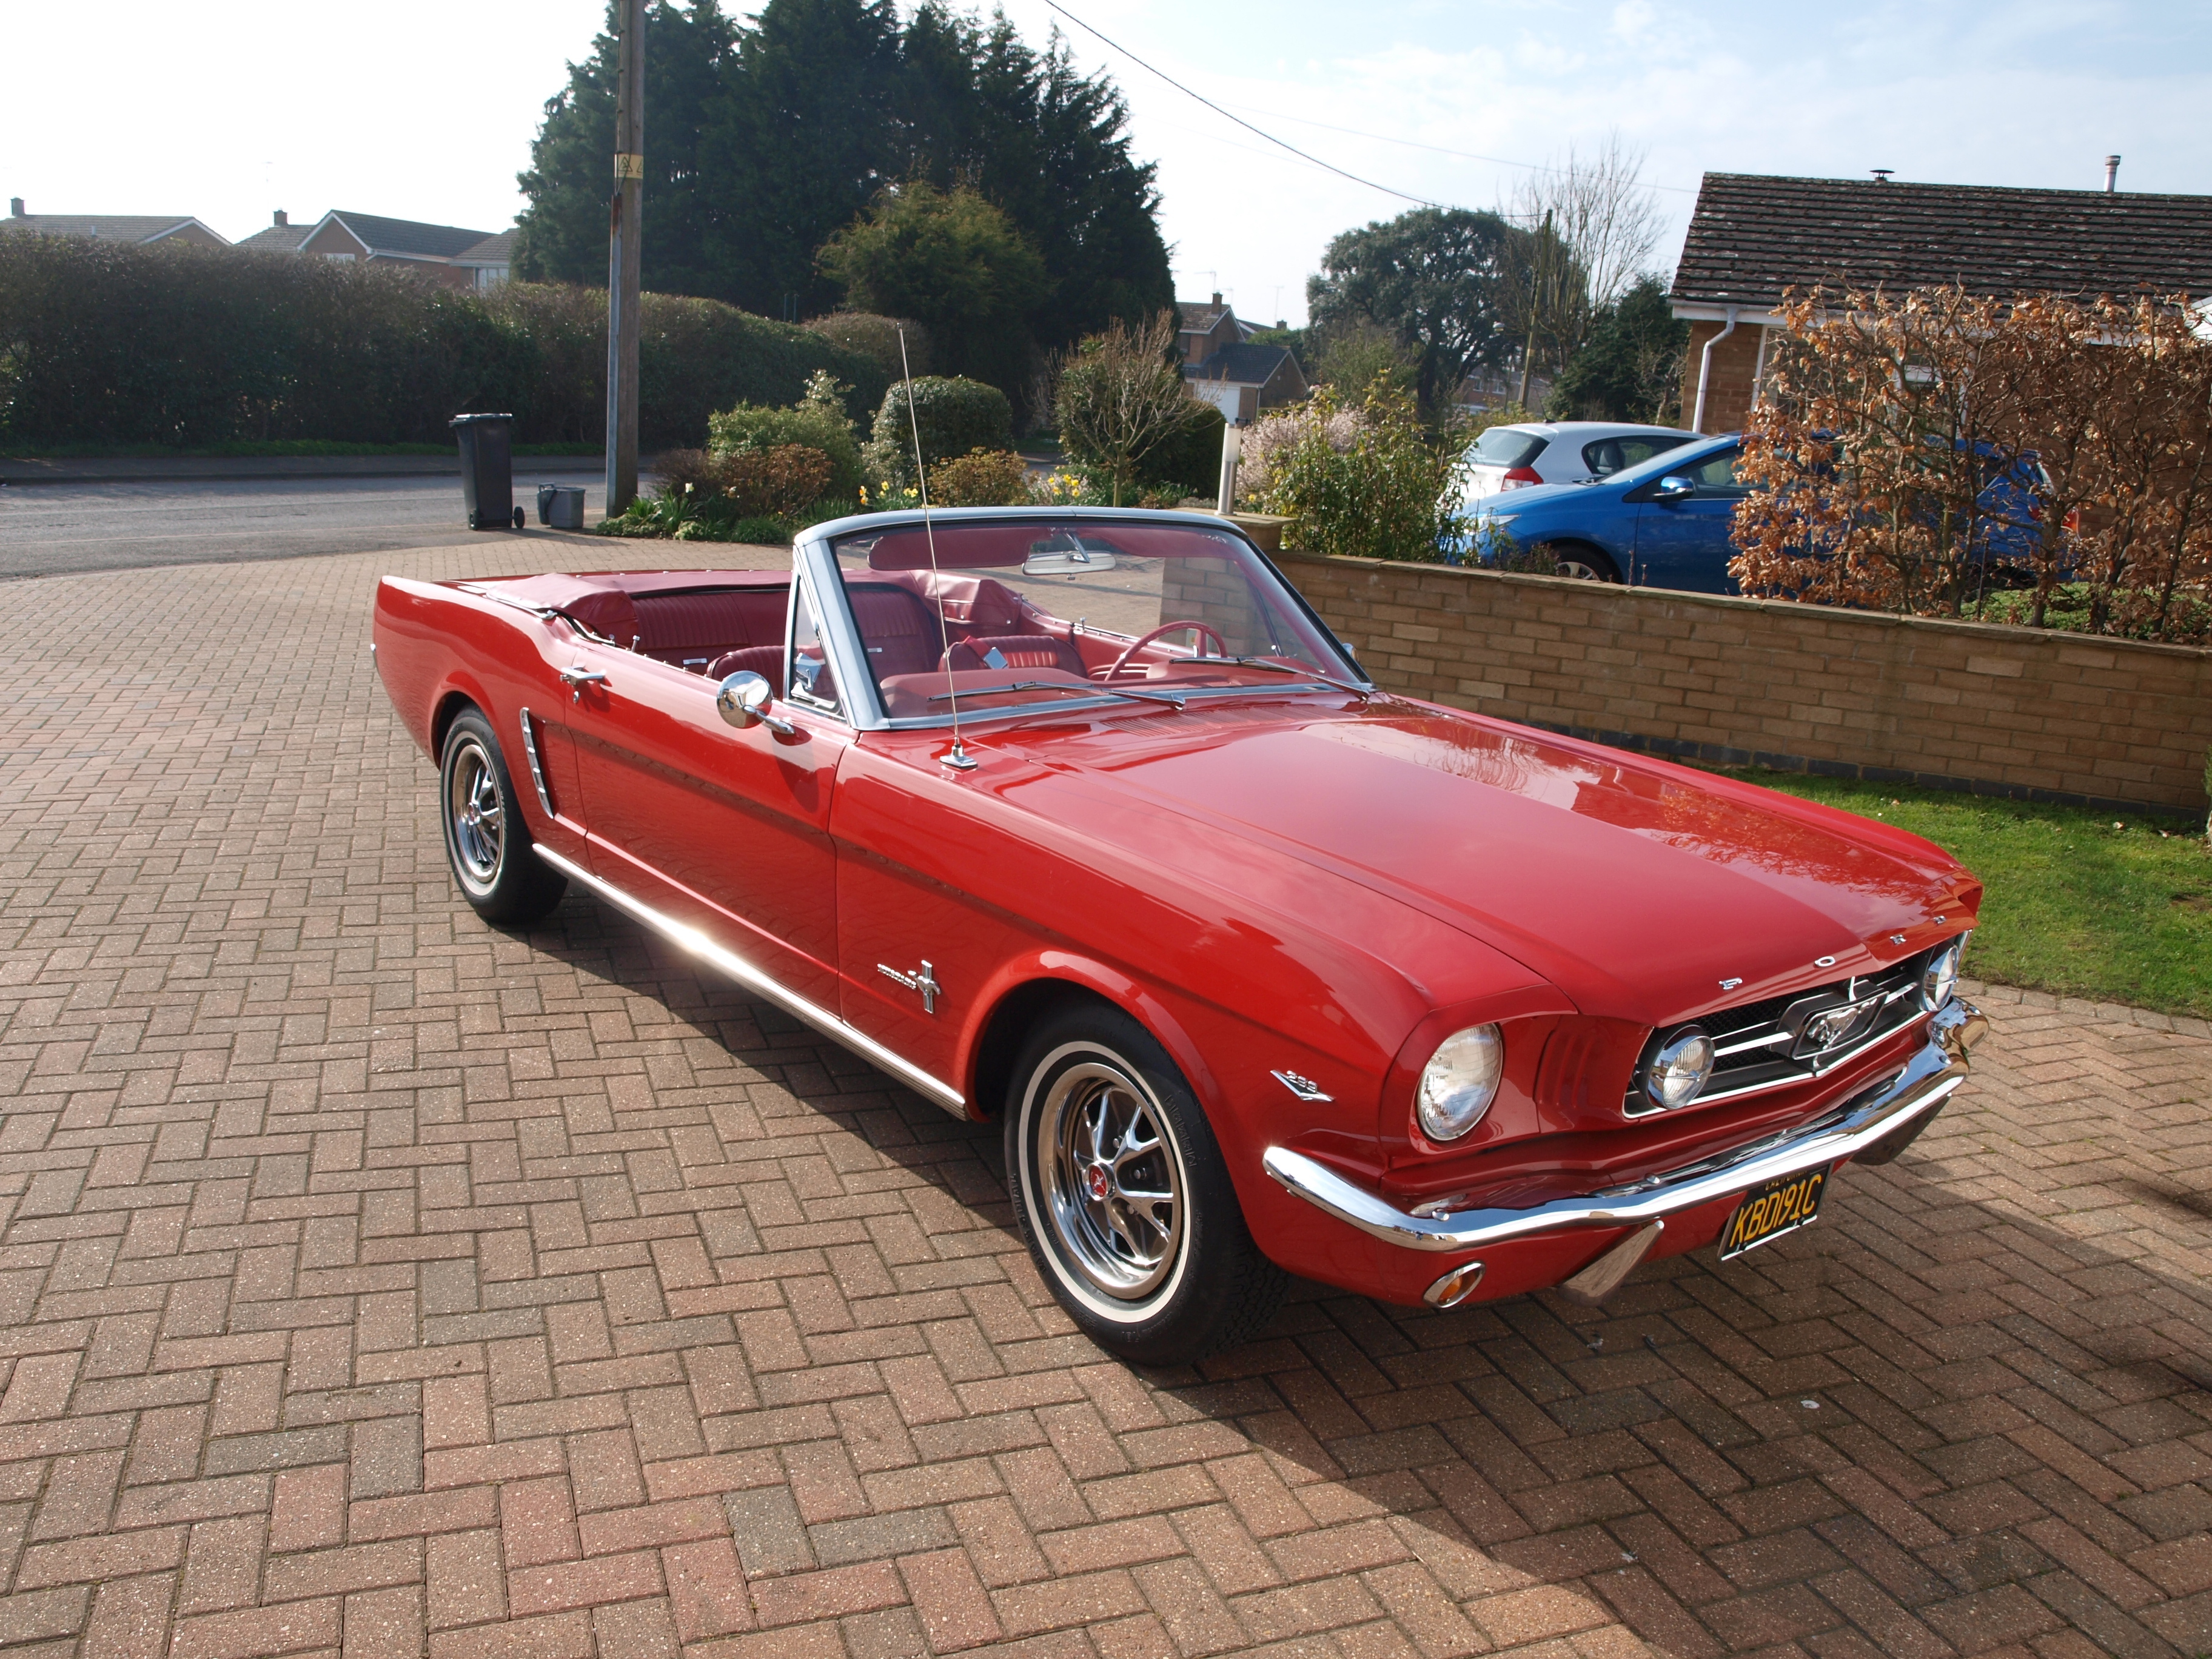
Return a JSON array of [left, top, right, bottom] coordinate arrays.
[[1179, 300, 1232, 335], [1671, 172, 2212, 310], [324, 211, 500, 260], [0, 213, 227, 246], [455, 231, 515, 266], [237, 223, 315, 252], [1183, 344, 1295, 387]]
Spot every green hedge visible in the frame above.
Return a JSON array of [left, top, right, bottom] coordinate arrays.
[[0, 235, 887, 451], [862, 376, 1013, 488]]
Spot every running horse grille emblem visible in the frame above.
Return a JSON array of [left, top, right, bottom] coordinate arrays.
[[877, 960, 942, 1014]]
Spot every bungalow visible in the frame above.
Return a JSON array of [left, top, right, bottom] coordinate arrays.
[[1669, 170, 2212, 435], [236, 209, 512, 289], [2, 198, 228, 248], [1184, 342, 1309, 424]]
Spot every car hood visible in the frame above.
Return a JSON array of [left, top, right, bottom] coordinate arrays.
[[1005, 701, 1972, 1027], [1476, 480, 1609, 515]]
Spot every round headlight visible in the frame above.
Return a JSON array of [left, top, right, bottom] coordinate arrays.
[[1923, 936, 1967, 1010], [1645, 1028, 1715, 1110], [1415, 1024, 1504, 1142]]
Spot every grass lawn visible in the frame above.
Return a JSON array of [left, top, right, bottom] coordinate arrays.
[[1707, 768, 2212, 1020]]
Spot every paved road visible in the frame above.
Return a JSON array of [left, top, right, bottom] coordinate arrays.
[[0, 541, 2205, 1657], [0, 470, 620, 579]]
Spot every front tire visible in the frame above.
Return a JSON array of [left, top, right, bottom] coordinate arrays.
[[439, 709, 566, 925], [1005, 1002, 1284, 1365], [1543, 540, 1623, 582]]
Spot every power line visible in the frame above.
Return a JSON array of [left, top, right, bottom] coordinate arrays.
[[1217, 102, 1701, 198], [1041, 0, 1443, 209]]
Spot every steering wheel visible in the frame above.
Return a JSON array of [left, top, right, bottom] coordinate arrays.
[[1101, 620, 1228, 682]]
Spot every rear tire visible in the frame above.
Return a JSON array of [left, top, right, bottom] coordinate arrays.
[[1005, 1001, 1285, 1366], [1544, 540, 1622, 582], [438, 709, 566, 925]]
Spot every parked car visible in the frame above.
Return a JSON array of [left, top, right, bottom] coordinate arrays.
[[374, 508, 1986, 1363], [1461, 420, 1697, 504], [1473, 434, 2058, 592]]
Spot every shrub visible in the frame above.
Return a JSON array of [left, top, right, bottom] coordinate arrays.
[[862, 376, 1013, 488], [1140, 400, 1226, 496], [1248, 386, 1465, 561], [707, 370, 862, 498], [802, 312, 932, 380], [1051, 313, 1213, 504], [722, 445, 833, 518], [1235, 401, 1366, 507], [928, 448, 1031, 507]]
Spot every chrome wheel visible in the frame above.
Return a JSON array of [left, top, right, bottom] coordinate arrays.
[[446, 737, 505, 894], [1037, 1060, 1184, 1301]]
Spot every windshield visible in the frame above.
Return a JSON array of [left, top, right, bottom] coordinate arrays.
[[827, 516, 1361, 724]]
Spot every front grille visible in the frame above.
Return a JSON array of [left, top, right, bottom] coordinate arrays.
[[1624, 947, 1934, 1117]]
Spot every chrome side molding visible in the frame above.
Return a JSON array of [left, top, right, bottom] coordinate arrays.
[[1265, 999, 1984, 1254], [532, 845, 968, 1119], [517, 709, 556, 818]]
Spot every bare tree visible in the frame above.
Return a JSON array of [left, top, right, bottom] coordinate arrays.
[[1497, 132, 1667, 400], [1051, 312, 1209, 506]]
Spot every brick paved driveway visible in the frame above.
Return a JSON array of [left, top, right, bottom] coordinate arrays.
[[2, 546, 2208, 1659]]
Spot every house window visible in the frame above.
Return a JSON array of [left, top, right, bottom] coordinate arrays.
[[323, 252, 355, 263]]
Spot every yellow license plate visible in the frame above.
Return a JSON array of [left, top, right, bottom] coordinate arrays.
[[1718, 1166, 1829, 1259]]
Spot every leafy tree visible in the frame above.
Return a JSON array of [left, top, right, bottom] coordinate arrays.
[[514, 1, 741, 297], [1306, 208, 1517, 418], [1546, 276, 1687, 424], [1312, 318, 1417, 400], [817, 184, 1050, 399]]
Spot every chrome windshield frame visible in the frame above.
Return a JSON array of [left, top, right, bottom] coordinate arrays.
[[793, 507, 1372, 734]]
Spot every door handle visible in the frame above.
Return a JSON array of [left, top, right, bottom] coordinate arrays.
[[558, 666, 609, 702]]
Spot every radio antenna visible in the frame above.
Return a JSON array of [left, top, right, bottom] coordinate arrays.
[[899, 329, 976, 771]]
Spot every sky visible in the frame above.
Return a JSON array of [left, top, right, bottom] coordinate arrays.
[[6, 1, 2210, 326]]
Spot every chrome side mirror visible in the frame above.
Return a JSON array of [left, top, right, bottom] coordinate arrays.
[[1654, 474, 1696, 501], [716, 671, 795, 737]]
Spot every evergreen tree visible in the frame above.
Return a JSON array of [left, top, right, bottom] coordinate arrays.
[[514, 2, 740, 298], [1546, 276, 1689, 424], [512, 0, 1172, 397]]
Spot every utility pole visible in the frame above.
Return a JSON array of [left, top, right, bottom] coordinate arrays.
[[605, 0, 645, 515]]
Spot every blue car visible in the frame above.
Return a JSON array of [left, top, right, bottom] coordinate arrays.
[[1466, 434, 2051, 594], [1465, 434, 1751, 591]]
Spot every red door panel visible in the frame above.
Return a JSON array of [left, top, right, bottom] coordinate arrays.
[[559, 645, 846, 1007]]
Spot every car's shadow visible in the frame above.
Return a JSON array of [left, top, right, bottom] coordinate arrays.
[[514, 890, 2212, 1658]]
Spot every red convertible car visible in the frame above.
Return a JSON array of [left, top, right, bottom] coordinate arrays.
[[373, 508, 1986, 1363]]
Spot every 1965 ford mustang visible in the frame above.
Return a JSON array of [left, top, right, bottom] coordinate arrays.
[[373, 508, 1986, 1364]]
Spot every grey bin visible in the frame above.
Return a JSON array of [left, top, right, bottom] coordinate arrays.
[[543, 486, 586, 531], [449, 412, 522, 531]]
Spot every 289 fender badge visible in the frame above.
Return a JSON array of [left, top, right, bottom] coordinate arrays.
[[1271, 1070, 1333, 1103]]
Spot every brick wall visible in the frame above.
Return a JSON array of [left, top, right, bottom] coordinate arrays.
[[1279, 551, 2212, 817], [1678, 320, 1768, 435]]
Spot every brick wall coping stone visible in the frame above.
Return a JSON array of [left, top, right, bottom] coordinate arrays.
[[1276, 549, 2212, 818]]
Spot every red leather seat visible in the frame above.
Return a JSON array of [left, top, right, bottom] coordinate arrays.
[[845, 585, 942, 679], [632, 589, 787, 669], [943, 634, 1085, 675], [705, 646, 784, 695]]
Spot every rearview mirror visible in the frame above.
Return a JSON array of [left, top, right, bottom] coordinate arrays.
[[716, 670, 796, 737], [1022, 537, 1117, 576], [1654, 475, 1696, 501]]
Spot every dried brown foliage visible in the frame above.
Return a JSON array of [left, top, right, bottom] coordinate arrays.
[[927, 447, 1032, 507], [1732, 287, 2212, 644], [658, 444, 833, 519]]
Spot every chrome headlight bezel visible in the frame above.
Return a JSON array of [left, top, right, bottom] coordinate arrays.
[[1922, 935, 1968, 1011], [1644, 1027, 1717, 1110], [1415, 1024, 1504, 1143]]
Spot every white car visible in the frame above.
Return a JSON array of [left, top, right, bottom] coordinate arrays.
[[1461, 421, 1697, 506]]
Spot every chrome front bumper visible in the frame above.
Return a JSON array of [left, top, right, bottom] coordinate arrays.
[[1264, 998, 1985, 1255]]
